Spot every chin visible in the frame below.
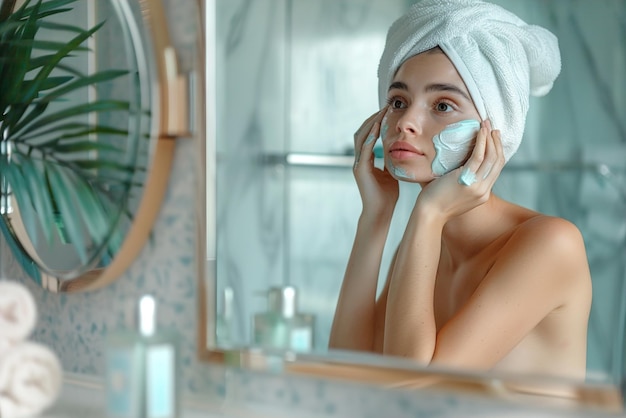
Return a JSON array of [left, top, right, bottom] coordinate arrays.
[[392, 173, 421, 183], [387, 161, 432, 183], [398, 177, 425, 184]]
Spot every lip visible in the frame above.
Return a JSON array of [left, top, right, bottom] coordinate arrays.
[[388, 141, 424, 160]]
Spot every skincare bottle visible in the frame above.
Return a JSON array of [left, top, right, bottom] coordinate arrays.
[[291, 312, 315, 352], [138, 295, 179, 418], [105, 295, 179, 418], [105, 320, 143, 418], [252, 286, 314, 351], [253, 287, 290, 350]]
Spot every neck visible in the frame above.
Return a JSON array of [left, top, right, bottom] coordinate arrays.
[[440, 194, 506, 263]]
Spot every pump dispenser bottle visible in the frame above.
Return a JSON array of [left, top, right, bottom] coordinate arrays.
[[253, 286, 315, 351]]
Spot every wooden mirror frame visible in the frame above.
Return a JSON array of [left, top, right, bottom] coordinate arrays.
[[0, 0, 191, 292]]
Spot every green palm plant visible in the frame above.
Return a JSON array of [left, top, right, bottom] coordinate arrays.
[[0, 0, 142, 276]]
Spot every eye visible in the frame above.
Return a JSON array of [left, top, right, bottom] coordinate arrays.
[[387, 96, 407, 110], [434, 101, 454, 112]]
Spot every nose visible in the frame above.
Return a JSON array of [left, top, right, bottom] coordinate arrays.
[[396, 107, 423, 136]]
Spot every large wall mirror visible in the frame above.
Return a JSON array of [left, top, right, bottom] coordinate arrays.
[[0, 0, 191, 292], [201, 0, 626, 411]]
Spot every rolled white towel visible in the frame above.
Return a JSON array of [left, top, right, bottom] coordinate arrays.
[[0, 341, 63, 418], [0, 281, 37, 344]]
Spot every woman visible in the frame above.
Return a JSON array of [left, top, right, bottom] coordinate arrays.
[[329, 0, 591, 380]]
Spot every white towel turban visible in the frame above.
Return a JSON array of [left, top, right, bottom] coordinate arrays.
[[378, 0, 561, 162]]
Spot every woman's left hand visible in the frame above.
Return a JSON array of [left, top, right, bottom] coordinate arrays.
[[416, 120, 505, 221]]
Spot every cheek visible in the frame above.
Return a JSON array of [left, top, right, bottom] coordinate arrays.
[[382, 136, 392, 155], [384, 155, 417, 181]]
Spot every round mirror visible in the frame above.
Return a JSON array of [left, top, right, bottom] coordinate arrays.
[[0, 0, 178, 292]]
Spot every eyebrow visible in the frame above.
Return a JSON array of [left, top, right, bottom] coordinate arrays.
[[388, 81, 472, 102]]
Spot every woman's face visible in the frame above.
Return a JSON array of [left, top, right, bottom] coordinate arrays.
[[382, 49, 481, 183]]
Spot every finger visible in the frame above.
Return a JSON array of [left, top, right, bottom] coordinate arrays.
[[487, 129, 505, 179], [458, 121, 488, 185], [477, 129, 505, 188], [475, 128, 497, 181], [379, 109, 390, 141], [354, 111, 379, 166], [355, 114, 382, 168], [484, 118, 493, 131], [494, 129, 505, 164], [353, 113, 376, 149], [355, 108, 388, 168], [354, 108, 387, 147]]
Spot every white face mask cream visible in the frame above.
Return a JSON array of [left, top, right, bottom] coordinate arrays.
[[389, 163, 414, 180], [431, 119, 480, 176]]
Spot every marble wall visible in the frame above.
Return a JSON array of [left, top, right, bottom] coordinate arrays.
[[215, 0, 626, 383]]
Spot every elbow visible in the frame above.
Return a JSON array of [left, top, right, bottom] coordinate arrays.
[[382, 340, 435, 365]]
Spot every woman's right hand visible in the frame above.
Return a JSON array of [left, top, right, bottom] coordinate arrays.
[[415, 120, 504, 222], [353, 107, 399, 217]]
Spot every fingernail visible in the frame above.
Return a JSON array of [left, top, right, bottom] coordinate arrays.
[[458, 167, 476, 186]]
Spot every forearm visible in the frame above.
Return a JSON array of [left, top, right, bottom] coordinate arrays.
[[329, 211, 393, 351], [384, 206, 445, 362]]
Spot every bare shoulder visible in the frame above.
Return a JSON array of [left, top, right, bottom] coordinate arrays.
[[479, 215, 591, 377], [501, 214, 591, 299], [512, 215, 587, 258]]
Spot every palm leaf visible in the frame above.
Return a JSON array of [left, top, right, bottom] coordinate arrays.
[[18, 123, 127, 143], [0, 0, 143, 276], [44, 162, 87, 262], [13, 100, 130, 138], [5, 25, 105, 129], [21, 0, 76, 16], [17, 157, 55, 244], [0, 156, 39, 244], [41, 70, 129, 102], [36, 19, 88, 34], [67, 165, 126, 259], [27, 54, 84, 76], [0, 20, 21, 35], [0, 1, 40, 112]]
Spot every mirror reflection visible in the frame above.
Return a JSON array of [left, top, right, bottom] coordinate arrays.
[[0, 0, 152, 288], [211, 0, 626, 385]]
